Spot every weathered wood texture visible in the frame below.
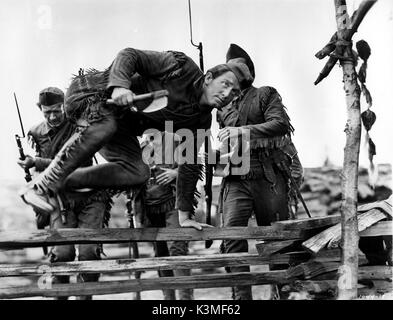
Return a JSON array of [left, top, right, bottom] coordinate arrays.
[[302, 209, 388, 253], [281, 266, 392, 295], [0, 252, 312, 277], [272, 215, 341, 230], [359, 221, 393, 237], [255, 240, 299, 257], [358, 199, 392, 217], [0, 227, 306, 250], [288, 262, 392, 281], [0, 270, 288, 299], [333, 0, 377, 301], [358, 266, 393, 281]]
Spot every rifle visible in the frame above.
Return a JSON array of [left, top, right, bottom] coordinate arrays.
[[188, 0, 213, 247], [125, 191, 141, 300], [204, 135, 213, 248], [13, 93, 48, 255], [13, 93, 32, 182]]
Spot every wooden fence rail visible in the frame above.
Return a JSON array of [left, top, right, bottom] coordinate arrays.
[[0, 214, 390, 299], [0, 252, 312, 277], [0, 226, 307, 250]]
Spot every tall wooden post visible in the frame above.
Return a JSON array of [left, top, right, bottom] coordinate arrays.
[[315, 0, 377, 300], [334, 0, 361, 300]]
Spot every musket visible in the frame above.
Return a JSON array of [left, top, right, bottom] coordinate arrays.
[[13, 93, 32, 182], [14, 93, 48, 255], [188, 0, 213, 247], [204, 135, 213, 248]]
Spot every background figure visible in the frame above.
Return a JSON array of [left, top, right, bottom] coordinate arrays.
[[18, 87, 111, 300], [133, 132, 193, 300], [216, 44, 304, 300]]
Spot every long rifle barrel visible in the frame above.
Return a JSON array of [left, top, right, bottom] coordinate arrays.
[[13, 93, 32, 182], [14, 93, 26, 137]]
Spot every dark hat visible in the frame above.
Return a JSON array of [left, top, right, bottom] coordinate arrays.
[[225, 61, 254, 90], [37, 87, 64, 107], [207, 62, 253, 90], [226, 43, 255, 79]]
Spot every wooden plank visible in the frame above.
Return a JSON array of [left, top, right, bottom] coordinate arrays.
[[288, 263, 392, 282], [255, 240, 299, 257], [283, 280, 337, 294], [0, 227, 306, 250], [272, 215, 341, 230], [302, 209, 387, 254], [358, 280, 393, 296], [0, 270, 288, 299], [358, 198, 392, 217], [359, 221, 392, 237], [358, 266, 393, 281], [285, 280, 375, 295], [0, 252, 311, 277], [287, 261, 341, 279]]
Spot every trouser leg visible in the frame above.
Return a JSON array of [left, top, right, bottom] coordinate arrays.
[[65, 114, 150, 190], [73, 197, 107, 300], [359, 236, 388, 265], [146, 211, 176, 300], [49, 207, 78, 300], [77, 199, 106, 278], [252, 170, 289, 226], [251, 171, 289, 298], [166, 209, 193, 300], [222, 179, 253, 300]]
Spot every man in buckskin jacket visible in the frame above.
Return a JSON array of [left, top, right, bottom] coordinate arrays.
[[18, 87, 111, 299], [216, 44, 304, 300], [20, 48, 253, 231]]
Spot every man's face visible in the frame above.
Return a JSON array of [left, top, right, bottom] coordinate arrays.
[[41, 103, 65, 127], [202, 71, 240, 110]]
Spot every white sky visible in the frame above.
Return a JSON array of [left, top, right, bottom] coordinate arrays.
[[0, 0, 392, 181]]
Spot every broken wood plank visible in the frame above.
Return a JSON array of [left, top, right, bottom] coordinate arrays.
[[255, 240, 299, 257], [359, 221, 392, 237], [272, 214, 341, 230], [302, 209, 387, 254], [0, 270, 289, 299], [287, 261, 341, 279], [0, 252, 311, 277], [284, 280, 337, 294], [358, 197, 392, 217], [0, 227, 306, 250]]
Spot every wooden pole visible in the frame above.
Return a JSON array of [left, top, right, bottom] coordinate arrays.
[[334, 0, 362, 300]]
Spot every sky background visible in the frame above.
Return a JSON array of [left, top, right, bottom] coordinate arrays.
[[0, 0, 392, 182]]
